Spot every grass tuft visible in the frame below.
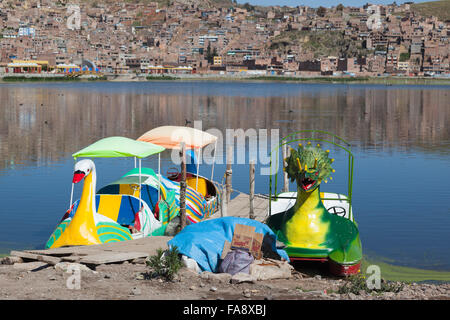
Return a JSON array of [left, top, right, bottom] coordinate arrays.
[[146, 75, 178, 80], [338, 273, 404, 295], [146, 246, 183, 281]]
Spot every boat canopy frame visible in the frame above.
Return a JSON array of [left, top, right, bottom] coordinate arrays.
[[70, 136, 166, 212], [268, 130, 355, 221], [137, 126, 219, 191]]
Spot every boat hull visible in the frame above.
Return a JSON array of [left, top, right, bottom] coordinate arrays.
[[267, 191, 362, 277], [328, 259, 361, 276], [289, 256, 361, 276]]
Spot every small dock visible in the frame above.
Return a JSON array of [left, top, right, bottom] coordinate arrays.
[[7, 193, 270, 267], [207, 158, 271, 223], [8, 236, 171, 267], [208, 192, 270, 223]]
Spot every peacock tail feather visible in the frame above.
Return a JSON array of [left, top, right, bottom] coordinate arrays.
[[286, 144, 334, 181]]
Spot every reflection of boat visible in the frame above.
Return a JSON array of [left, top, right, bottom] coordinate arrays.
[[266, 130, 362, 276], [137, 126, 220, 224], [46, 137, 166, 249]]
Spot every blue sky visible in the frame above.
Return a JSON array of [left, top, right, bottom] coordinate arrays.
[[236, 0, 436, 8]]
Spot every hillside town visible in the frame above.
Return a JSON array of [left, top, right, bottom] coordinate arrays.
[[0, 0, 449, 77]]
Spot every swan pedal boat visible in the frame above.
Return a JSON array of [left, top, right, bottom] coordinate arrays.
[[46, 134, 220, 249]]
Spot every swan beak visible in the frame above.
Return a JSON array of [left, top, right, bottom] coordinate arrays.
[[72, 170, 85, 184]]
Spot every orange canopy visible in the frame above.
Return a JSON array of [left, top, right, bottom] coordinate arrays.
[[137, 126, 218, 150]]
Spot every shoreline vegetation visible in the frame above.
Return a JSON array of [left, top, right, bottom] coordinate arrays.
[[1, 75, 108, 82], [145, 75, 450, 85], [245, 76, 450, 85], [361, 257, 450, 283], [146, 75, 178, 80], [1, 74, 449, 85]]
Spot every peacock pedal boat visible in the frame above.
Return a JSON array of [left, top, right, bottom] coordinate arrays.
[[266, 130, 362, 276]]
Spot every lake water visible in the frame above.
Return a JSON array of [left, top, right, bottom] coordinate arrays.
[[0, 81, 449, 271]]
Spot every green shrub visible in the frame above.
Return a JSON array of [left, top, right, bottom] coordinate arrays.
[[146, 246, 183, 281], [338, 273, 404, 295], [399, 52, 410, 62], [146, 75, 178, 80], [2, 76, 81, 82]]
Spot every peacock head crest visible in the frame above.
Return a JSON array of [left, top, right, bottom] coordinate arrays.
[[284, 142, 335, 192]]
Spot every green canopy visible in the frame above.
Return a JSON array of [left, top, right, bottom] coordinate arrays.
[[72, 136, 165, 159]]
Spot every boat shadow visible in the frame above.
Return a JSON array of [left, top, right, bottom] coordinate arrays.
[[291, 260, 342, 279]]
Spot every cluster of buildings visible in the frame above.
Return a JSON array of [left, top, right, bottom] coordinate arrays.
[[0, 0, 448, 77]]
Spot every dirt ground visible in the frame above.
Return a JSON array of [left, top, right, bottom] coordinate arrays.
[[0, 258, 448, 300]]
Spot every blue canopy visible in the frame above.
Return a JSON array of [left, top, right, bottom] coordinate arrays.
[[168, 217, 289, 272]]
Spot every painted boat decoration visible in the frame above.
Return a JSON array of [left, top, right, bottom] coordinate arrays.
[[46, 137, 166, 249], [266, 130, 362, 276], [46, 126, 221, 249]]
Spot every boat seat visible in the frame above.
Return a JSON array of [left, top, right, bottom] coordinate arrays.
[[98, 183, 158, 214], [186, 176, 208, 197], [66, 195, 143, 226], [96, 194, 142, 226]]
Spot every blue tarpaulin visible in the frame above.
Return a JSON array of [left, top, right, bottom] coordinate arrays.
[[168, 217, 289, 272]]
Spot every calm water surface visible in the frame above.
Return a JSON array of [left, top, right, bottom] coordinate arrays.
[[0, 81, 449, 270]]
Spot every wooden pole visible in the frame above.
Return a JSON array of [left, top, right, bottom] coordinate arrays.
[[221, 186, 227, 217], [249, 160, 255, 219], [225, 145, 233, 204], [282, 144, 290, 193], [179, 142, 187, 230]]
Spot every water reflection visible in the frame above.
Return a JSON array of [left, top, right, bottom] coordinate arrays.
[[0, 82, 449, 270], [0, 82, 449, 171]]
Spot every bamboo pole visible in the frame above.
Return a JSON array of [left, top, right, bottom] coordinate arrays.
[[249, 160, 255, 219], [221, 186, 227, 217], [225, 145, 233, 204], [139, 158, 142, 209], [179, 142, 187, 230], [195, 147, 200, 191], [210, 140, 217, 181], [158, 153, 161, 200]]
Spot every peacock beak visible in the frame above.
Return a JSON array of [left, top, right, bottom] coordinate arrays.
[[72, 170, 85, 183]]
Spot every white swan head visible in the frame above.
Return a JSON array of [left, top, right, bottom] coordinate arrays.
[[72, 159, 95, 183]]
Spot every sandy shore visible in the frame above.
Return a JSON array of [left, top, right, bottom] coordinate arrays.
[[1, 256, 448, 300]]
